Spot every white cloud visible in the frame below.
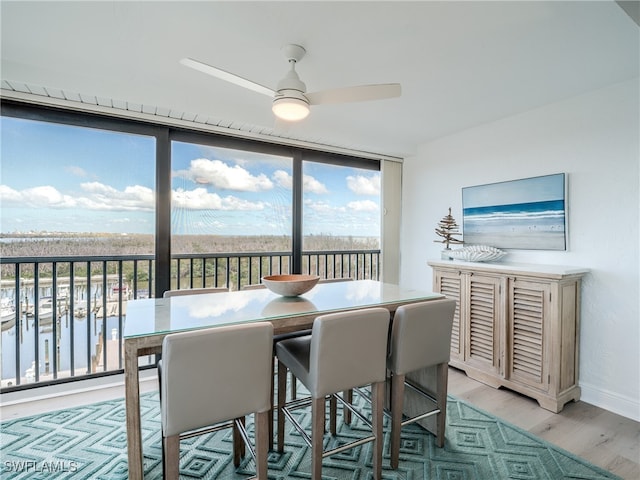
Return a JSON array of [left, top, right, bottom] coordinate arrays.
[[172, 188, 265, 211], [175, 158, 273, 192], [1, 182, 266, 214], [347, 200, 379, 212], [305, 200, 345, 214], [78, 182, 154, 211], [0, 185, 23, 203], [304, 174, 329, 194], [273, 170, 292, 189], [347, 174, 380, 195], [219, 195, 265, 211], [273, 170, 328, 194], [0, 185, 78, 208]]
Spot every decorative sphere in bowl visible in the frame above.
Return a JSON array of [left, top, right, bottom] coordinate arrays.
[[261, 274, 320, 297]]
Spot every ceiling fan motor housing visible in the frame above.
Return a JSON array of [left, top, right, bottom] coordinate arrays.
[[277, 63, 307, 94], [273, 53, 311, 120]]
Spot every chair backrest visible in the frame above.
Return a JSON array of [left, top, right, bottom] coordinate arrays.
[[318, 277, 353, 283], [242, 284, 267, 290], [388, 298, 456, 376], [309, 307, 390, 398], [160, 322, 274, 437], [163, 287, 229, 298]]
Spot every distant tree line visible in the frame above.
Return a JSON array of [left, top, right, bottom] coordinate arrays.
[[0, 234, 380, 283]]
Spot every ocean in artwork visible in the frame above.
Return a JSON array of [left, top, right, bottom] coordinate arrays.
[[462, 174, 566, 250]]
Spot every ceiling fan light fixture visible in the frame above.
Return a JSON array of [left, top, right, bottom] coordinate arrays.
[[181, 44, 401, 123], [272, 96, 310, 121]]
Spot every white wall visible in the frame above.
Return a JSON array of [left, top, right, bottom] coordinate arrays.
[[400, 79, 639, 420]]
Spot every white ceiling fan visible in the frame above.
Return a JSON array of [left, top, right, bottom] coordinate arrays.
[[180, 44, 401, 122]]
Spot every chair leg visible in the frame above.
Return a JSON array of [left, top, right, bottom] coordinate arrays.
[[343, 389, 353, 424], [233, 419, 243, 467], [328, 389, 351, 430], [269, 356, 275, 451], [371, 381, 384, 480], [277, 360, 288, 453], [390, 372, 406, 469], [311, 396, 325, 480], [291, 375, 298, 400], [436, 362, 448, 448], [329, 394, 337, 435], [254, 410, 270, 480], [163, 434, 180, 480]]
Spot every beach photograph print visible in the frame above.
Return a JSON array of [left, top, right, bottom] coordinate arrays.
[[462, 173, 567, 250]]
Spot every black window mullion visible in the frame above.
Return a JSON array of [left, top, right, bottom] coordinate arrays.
[[155, 128, 171, 298], [292, 153, 303, 274]]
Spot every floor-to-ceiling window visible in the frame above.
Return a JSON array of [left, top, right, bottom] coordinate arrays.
[[1, 102, 383, 293], [0, 100, 382, 388], [302, 157, 381, 279], [0, 110, 156, 386], [170, 137, 294, 288]]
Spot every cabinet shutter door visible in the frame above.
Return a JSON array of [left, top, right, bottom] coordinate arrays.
[[508, 281, 548, 390], [429, 260, 584, 413], [439, 274, 462, 361], [466, 276, 501, 372]]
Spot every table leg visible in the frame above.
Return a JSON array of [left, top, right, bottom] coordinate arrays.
[[125, 340, 143, 480]]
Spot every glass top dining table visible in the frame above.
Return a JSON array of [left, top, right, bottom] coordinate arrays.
[[123, 280, 443, 479]]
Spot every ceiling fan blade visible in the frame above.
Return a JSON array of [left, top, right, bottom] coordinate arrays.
[[306, 83, 401, 105], [180, 57, 276, 98]]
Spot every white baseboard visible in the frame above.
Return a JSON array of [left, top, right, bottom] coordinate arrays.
[[580, 381, 640, 422], [0, 369, 158, 408]]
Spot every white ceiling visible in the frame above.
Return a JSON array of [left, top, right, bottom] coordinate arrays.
[[1, 1, 638, 158]]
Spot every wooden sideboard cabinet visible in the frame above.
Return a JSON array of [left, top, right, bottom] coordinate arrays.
[[429, 260, 588, 413]]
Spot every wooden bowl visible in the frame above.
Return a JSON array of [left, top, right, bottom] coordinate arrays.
[[261, 274, 320, 297]]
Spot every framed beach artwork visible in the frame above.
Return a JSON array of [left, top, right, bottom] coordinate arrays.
[[462, 173, 567, 250]]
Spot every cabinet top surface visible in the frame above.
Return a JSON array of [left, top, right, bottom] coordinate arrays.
[[428, 260, 589, 278]]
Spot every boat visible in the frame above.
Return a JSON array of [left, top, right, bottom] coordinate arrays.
[[37, 297, 54, 323], [36, 296, 69, 323], [0, 299, 15, 324], [110, 284, 131, 301]]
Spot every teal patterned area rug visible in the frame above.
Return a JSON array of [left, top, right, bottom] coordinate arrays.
[[1, 391, 621, 479]]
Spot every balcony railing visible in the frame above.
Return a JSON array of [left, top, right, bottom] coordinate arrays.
[[0, 249, 380, 392]]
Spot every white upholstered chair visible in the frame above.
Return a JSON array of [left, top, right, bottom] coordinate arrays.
[[241, 283, 266, 290], [318, 277, 353, 283], [163, 286, 229, 297], [276, 307, 390, 480], [159, 322, 273, 479], [387, 298, 456, 468], [241, 277, 355, 449]]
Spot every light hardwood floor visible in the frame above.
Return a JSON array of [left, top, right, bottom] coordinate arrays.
[[1, 368, 638, 479], [447, 367, 640, 480]]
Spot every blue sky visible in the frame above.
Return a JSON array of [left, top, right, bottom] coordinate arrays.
[[463, 174, 565, 208], [0, 117, 380, 237]]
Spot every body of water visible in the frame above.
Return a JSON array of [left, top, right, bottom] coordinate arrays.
[[462, 200, 566, 250], [1, 311, 124, 385], [0, 280, 139, 386]]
